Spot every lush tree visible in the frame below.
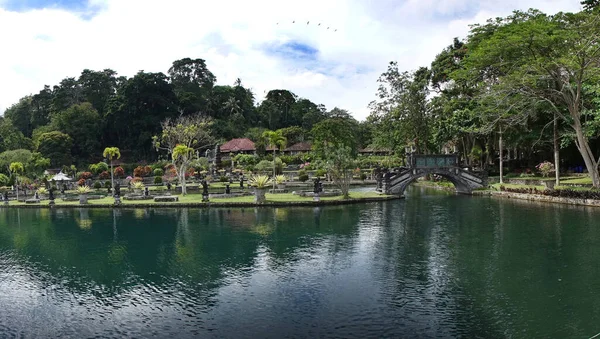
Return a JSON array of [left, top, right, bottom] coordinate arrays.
[[51, 102, 101, 163], [324, 145, 356, 199], [310, 114, 360, 155], [259, 90, 297, 130], [51, 77, 83, 115], [0, 118, 33, 151], [106, 71, 179, 159], [464, 10, 600, 186], [36, 131, 73, 167], [369, 64, 433, 154], [3, 96, 33, 137], [169, 58, 216, 115], [79, 69, 118, 116], [276, 126, 305, 145]]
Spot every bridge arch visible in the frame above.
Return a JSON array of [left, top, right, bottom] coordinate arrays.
[[388, 168, 473, 196]]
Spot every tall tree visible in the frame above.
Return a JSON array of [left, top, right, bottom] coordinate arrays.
[[51, 102, 101, 163], [36, 131, 73, 167], [169, 58, 216, 115], [465, 10, 600, 186]]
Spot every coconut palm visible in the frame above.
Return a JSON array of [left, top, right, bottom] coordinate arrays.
[[262, 130, 287, 191], [103, 147, 121, 195]]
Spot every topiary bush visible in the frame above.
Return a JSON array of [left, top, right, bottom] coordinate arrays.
[[93, 181, 102, 189], [104, 181, 112, 188], [153, 168, 164, 176], [154, 176, 163, 184], [298, 169, 309, 182]]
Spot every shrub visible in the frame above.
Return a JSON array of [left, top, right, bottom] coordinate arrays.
[[154, 176, 163, 184], [89, 162, 109, 175], [77, 178, 86, 186], [131, 177, 143, 183], [256, 160, 272, 173], [0, 174, 9, 186], [99, 171, 110, 179], [298, 169, 309, 182], [79, 172, 92, 180], [360, 173, 367, 181], [113, 166, 125, 178], [132, 181, 145, 189], [133, 166, 144, 177], [93, 181, 102, 189], [37, 187, 48, 195], [143, 166, 152, 177], [104, 181, 112, 188], [220, 175, 228, 182], [314, 169, 327, 177], [536, 161, 555, 177], [153, 168, 164, 176]]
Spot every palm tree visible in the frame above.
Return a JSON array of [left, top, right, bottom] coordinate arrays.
[[9, 162, 24, 202], [262, 130, 287, 191], [103, 147, 121, 195]]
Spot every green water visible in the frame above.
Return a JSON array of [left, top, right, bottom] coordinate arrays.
[[0, 187, 600, 338]]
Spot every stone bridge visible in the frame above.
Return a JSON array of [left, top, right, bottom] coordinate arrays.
[[377, 154, 488, 197]]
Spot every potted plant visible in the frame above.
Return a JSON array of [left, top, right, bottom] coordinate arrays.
[[132, 181, 145, 194], [248, 175, 273, 203], [77, 185, 91, 204], [275, 175, 286, 189]]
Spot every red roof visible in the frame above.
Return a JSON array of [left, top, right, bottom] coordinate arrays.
[[220, 138, 255, 152], [284, 142, 312, 152]]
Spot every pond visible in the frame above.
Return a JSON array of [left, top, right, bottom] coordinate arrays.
[[0, 187, 599, 338]]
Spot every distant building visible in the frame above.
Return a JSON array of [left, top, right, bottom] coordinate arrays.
[[220, 138, 256, 155], [283, 142, 312, 155]]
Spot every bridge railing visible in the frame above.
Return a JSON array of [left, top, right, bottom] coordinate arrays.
[[409, 154, 459, 169]]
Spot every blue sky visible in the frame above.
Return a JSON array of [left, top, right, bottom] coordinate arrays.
[[3, 0, 88, 11], [0, 0, 583, 120]]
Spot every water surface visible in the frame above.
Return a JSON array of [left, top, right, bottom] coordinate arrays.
[[0, 187, 599, 338]]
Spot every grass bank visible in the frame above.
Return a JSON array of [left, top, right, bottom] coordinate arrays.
[[1, 191, 399, 209]]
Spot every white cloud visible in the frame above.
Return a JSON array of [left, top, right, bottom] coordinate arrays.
[[0, 0, 582, 121]]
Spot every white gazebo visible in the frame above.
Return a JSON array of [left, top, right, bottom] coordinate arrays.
[[51, 172, 72, 182]]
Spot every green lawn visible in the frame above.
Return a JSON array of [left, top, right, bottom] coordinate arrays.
[[5, 191, 391, 207]]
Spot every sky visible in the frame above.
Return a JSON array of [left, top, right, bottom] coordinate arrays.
[[0, 0, 583, 121]]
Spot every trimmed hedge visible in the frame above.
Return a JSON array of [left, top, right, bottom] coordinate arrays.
[[499, 185, 600, 200]]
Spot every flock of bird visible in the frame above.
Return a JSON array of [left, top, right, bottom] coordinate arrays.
[[276, 21, 338, 32]]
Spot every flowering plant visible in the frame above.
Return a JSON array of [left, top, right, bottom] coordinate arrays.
[[536, 161, 555, 177]]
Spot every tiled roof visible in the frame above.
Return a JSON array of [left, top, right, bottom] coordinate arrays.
[[220, 138, 256, 152], [284, 142, 312, 152]]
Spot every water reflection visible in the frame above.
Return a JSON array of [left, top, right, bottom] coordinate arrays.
[[0, 192, 599, 337]]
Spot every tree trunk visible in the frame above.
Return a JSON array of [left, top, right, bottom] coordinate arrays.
[[180, 164, 187, 195], [553, 115, 560, 186], [499, 127, 503, 184], [273, 150, 276, 191], [110, 161, 114, 196], [573, 119, 600, 187]]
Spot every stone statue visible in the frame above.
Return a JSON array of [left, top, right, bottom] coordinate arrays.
[[201, 180, 209, 202], [144, 186, 149, 197], [240, 177, 244, 188], [114, 182, 121, 197], [3, 191, 8, 203], [313, 177, 321, 194], [225, 184, 231, 194], [34, 192, 39, 200], [49, 188, 55, 201], [166, 182, 172, 191]]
